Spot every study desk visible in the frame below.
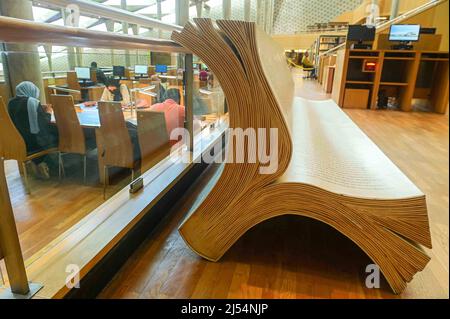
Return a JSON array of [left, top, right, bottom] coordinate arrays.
[[50, 104, 137, 128], [50, 104, 140, 183]]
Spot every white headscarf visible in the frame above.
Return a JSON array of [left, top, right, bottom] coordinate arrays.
[[16, 81, 41, 134]]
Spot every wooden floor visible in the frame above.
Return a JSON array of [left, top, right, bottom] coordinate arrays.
[[3, 156, 129, 260], [99, 70, 449, 299]]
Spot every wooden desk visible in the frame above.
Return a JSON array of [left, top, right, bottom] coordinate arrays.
[[51, 105, 138, 183]]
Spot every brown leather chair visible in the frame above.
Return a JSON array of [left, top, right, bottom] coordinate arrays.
[[50, 94, 88, 183], [0, 96, 58, 194]]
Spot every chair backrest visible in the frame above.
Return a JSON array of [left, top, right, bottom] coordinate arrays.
[[67, 71, 81, 90], [97, 101, 134, 169], [51, 95, 86, 154], [137, 111, 170, 170], [0, 96, 27, 161]]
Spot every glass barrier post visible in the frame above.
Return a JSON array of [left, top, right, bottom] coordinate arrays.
[[185, 53, 194, 153]]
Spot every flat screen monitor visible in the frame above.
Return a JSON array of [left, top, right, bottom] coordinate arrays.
[[389, 24, 421, 42], [113, 66, 125, 77], [155, 64, 168, 73], [134, 65, 148, 75], [347, 25, 376, 43], [75, 67, 91, 80]]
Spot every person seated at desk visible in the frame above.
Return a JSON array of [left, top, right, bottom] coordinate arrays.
[[99, 78, 141, 169], [8, 81, 58, 179], [100, 78, 131, 106], [301, 52, 316, 77], [150, 74, 166, 103], [91, 61, 107, 85], [150, 88, 185, 142]]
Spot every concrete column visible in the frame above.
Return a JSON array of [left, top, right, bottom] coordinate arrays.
[[264, 0, 274, 34], [196, 1, 203, 18], [61, 8, 77, 69], [121, 0, 131, 67], [390, 0, 400, 20], [223, 0, 231, 19], [131, 24, 140, 65], [131, 24, 140, 35], [256, 0, 265, 27], [0, 0, 46, 102], [157, 0, 163, 38], [244, 0, 251, 21], [175, 0, 189, 68], [175, 0, 189, 26], [105, 20, 116, 66], [44, 45, 53, 72]]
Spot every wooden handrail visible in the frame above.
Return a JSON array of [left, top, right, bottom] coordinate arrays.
[[0, 16, 189, 53]]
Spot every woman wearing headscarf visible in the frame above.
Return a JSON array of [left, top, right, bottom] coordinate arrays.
[[8, 81, 58, 179]]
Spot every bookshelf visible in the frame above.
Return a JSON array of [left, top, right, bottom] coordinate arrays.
[[332, 49, 449, 113], [312, 35, 346, 65]]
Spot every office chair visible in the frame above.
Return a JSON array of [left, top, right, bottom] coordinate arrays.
[[303, 66, 316, 79]]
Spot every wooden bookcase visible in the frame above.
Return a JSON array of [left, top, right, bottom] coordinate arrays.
[[332, 49, 449, 113]]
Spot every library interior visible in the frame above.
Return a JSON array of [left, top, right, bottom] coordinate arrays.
[[0, 0, 448, 300]]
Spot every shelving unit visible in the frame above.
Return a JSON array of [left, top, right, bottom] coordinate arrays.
[[332, 49, 449, 113], [312, 35, 346, 65]]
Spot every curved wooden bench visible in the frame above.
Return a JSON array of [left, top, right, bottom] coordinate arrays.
[[171, 19, 431, 294]]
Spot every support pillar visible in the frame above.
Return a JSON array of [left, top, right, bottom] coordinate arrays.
[[157, 0, 163, 38], [0, 0, 45, 102], [244, 0, 251, 21], [175, 0, 189, 26], [196, 1, 203, 18], [223, 0, 231, 20], [256, 0, 264, 27], [61, 8, 78, 70], [43, 45, 53, 72], [105, 20, 116, 66], [175, 0, 189, 69]]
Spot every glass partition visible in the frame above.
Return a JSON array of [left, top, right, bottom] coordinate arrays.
[[0, 44, 220, 262], [192, 57, 227, 147]]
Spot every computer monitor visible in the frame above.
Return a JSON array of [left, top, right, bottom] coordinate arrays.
[[389, 24, 421, 42], [134, 65, 148, 76], [347, 25, 376, 43], [113, 66, 125, 78], [75, 67, 91, 80], [155, 64, 168, 73]]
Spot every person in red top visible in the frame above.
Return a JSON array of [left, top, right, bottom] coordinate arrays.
[[150, 88, 185, 142], [199, 68, 208, 81]]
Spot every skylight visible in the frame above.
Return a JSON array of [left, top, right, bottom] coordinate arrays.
[[32, 6, 59, 23]]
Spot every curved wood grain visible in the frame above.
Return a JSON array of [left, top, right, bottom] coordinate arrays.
[[171, 19, 432, 294]]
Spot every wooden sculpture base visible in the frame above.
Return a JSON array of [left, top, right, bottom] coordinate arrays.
[[171, 19, 432, 294]]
